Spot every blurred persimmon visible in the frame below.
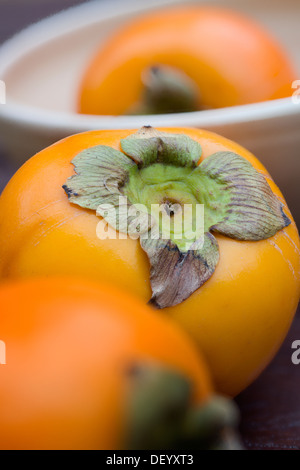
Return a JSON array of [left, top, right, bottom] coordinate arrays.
[[0, 277, 241, 450], [78, 6, 295, 115]]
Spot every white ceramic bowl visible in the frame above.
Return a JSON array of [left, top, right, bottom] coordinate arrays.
[[0, 0, 299, 219]]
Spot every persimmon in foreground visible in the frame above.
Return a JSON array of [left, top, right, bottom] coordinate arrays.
[[0, 127, 299, 396], [78, 5, 295, 115], [0, 278, 242, 450]]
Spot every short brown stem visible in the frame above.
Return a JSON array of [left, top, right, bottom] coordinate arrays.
[[127, 65, 200, 115], [126, 363, 244, 450]]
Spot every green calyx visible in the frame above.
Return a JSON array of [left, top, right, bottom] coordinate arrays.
[[123, 163, 230, 250], [63, 126, 291, 309], [126, 363, 243, 450], [123, 164, 201, 251]]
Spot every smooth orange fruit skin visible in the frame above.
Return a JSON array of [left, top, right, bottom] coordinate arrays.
[[0, 128, 299, 397], [78, 6, 296, 115], [0, 277, 212, 450]]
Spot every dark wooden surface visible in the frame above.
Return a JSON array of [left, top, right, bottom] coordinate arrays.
[[0, 0, 300, 451], [236, 313, 300, 450]]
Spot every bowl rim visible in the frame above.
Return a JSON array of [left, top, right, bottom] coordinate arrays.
[[0, 0, 298, 133]]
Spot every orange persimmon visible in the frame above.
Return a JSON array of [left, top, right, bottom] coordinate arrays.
[[0, 127, 299, 398], [78, 6, 295, 115], [0, 278, 232, 450]]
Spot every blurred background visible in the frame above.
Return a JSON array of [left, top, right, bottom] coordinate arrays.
[[0, 0, 300, 450], [0, 0, 86, 191], [1, 0, 300, 218]]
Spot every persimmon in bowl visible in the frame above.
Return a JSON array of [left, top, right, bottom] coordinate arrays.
[[78, 5, 296, 116]]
